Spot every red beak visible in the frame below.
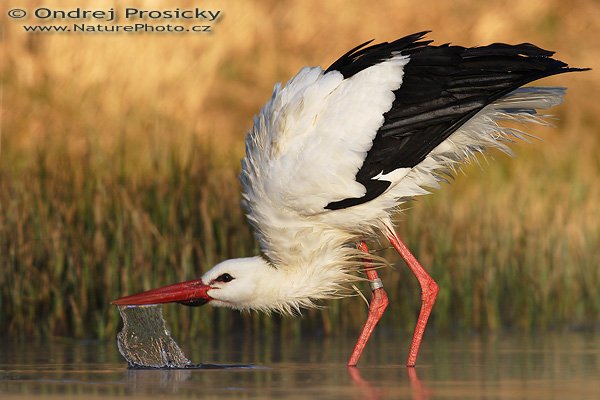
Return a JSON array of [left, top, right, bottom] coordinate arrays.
[[112, 279, 212, 307]]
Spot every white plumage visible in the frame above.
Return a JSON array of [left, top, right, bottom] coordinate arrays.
[[114, 32, 585, 366], [239, 63, 565, 314]]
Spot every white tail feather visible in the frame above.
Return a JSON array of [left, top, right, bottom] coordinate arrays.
[[398, 87, 566, 194]]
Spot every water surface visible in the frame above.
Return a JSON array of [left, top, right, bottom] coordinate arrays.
[[1, 332, 599, 399]]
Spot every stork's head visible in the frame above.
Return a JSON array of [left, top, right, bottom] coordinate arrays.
[[112, 257, 275, 311]]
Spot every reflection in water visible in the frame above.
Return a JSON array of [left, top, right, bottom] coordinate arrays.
[[125, 368, 193, 393], [348, 366, 382, 400], [407, 367, 429, 400], [1, 333, 600, 399], [348, 366, 430, 400]]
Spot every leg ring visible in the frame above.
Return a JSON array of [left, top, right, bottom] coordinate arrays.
[[369, 278, 384, 291]]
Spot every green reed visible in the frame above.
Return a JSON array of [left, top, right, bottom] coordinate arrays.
[[1, 0, 598, 341], [1, 127, 598, 341]]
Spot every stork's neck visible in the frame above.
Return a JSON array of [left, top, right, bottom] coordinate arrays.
[[237, 206, 366, 313], [252, 243, 361, 314], [264, 227, 358, 311], [205, 229, 362, 315]]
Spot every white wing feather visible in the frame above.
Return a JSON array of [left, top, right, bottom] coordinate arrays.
[[241, 54, 565, 273], [242, 56, 409, 217]]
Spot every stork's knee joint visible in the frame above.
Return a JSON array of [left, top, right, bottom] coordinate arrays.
[[421, 279, 439, 303]]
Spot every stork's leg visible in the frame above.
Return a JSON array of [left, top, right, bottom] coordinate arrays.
[[348, 242, 389, 366], [386, 229, 438, 367]]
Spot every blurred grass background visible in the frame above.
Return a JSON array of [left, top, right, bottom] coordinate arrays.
[[0, 0, 599, 341]]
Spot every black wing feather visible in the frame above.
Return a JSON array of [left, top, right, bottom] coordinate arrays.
[[324, 31, 433, 78], [324, 33, 587, 210]]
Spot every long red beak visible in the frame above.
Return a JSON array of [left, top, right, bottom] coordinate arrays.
[[112, 279, 212, 307]]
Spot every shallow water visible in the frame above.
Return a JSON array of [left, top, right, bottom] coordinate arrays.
[[1, 332, 599, 399]]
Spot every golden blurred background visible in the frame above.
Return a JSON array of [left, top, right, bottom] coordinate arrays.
[[1, 0, 599, 340]]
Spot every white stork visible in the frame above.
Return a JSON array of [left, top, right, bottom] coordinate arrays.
[[113, 32, 586, 367]]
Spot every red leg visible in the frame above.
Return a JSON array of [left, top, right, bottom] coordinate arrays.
[[347, 242, 389, 366], [386, 229, 438, 367]]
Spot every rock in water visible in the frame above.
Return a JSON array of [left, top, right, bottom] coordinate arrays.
[[117, 305, 192, 368]]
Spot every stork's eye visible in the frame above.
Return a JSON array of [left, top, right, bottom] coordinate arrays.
[[215, 273, 234, 283]]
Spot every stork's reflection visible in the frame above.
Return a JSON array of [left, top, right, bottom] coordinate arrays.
[[348, 366, 430, 400]]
